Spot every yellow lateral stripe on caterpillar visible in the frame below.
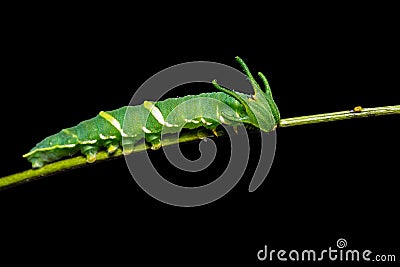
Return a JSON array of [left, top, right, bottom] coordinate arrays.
[[22, 144, 77, 158]]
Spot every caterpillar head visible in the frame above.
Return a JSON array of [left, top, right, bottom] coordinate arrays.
[[212, 56, 280, 132]]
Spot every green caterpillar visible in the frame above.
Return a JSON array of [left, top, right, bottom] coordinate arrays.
[[23, 57, 280, 168]]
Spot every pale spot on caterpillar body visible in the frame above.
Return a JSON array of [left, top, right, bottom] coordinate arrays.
[[99, 134, 117, 140], [200, 118, 212, 125], [184, 119, 200, 124], [79, 140, 97, 144], [165, 122, 179, 127], [219, 115, 226, 124], [142, 126, 152, 133]]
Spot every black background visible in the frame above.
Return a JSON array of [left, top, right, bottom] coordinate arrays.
[[1, 4, 399, 265]]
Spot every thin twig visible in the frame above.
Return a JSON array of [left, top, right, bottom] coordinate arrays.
[[0, 128, 218, 190], [279, 105, 399, 127], [0, 105, 399, 190]]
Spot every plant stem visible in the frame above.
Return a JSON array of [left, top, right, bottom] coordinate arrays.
[[0, 128, 218, 190], [279, 105, 399, 128], [0, 105, 399, 190]]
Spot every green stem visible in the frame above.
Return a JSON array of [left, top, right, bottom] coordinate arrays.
[[0, 129, 218, 190], [279, 105, 400, 127], [0, 105, 399, 190]]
